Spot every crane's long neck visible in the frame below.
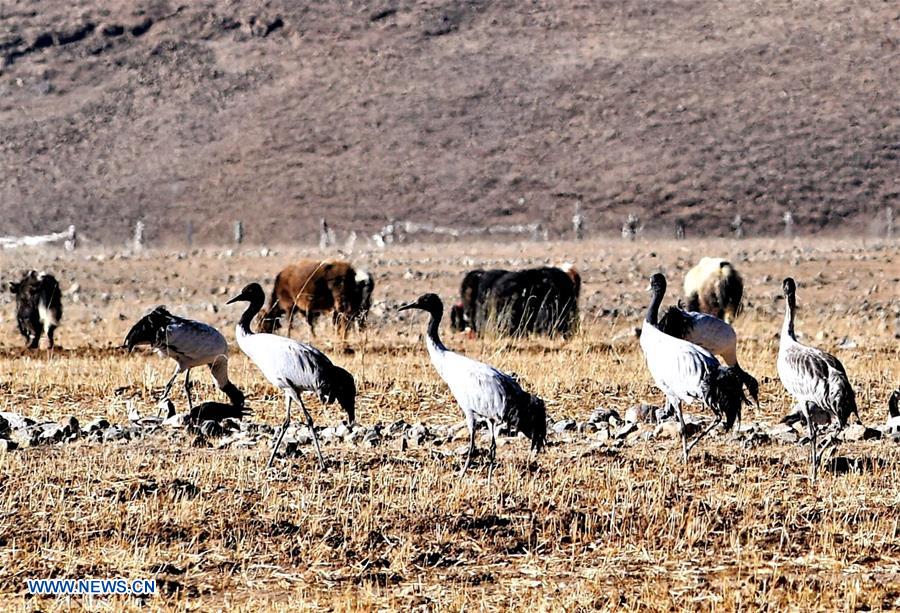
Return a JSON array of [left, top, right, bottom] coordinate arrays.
[[781, 291, 796, 341], [645, 287, 663, 326], [238, 296, 264, 337], [424, 307, 446, 354]]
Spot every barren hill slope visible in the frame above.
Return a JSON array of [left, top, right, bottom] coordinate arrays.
[[1, 0, 897, 244]]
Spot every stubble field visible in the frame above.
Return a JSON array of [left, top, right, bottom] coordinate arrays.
[[0, 237, 897, 610]]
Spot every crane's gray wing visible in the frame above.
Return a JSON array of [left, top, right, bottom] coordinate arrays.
[[158, 320, 227, 360], [779, 345, 830, 400]]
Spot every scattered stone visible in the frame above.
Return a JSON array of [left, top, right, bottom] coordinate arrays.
[[102, 426, 125, 442], [741, 431, 771, 448], [840, 424, 882, 442], [588, 407, 621, 425], [578, 422, 598, 434], [552, 419, 577, 434], [625, 403, 662, 424], [31, 423, 65, 445], [363, 430, 382, 447], [60, 416, 79, 437], [347, 426, 367, 445], [768, 423, 799, 444], [653, 421, 682, 440], [387, 419, 408, 436], [0, 439, 18, 452], [447, 422, 469, 440], [199, 420, 224, 438], [0, 412, 34, 431], [614, 422, 638, 440], [84, 417, 110, 433], [406, 424, 429, 445]]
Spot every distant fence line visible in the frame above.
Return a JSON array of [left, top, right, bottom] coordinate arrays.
[[0, 225, 76, 251], [9, 207, 895, 254]]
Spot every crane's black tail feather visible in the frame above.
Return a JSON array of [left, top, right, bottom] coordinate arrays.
[[709, 367, 745, 431], [188, 401, 252, 423]]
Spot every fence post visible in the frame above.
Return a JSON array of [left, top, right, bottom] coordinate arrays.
[[64, 225, 77, 251], [887, 206, 894, 239], [319, 218, 330, 250], [133, 220, 145, 252], [622, 214, 639, 241], [675, 219, 685, 240], [234, 221, 244, 245], [731, 214, 744, 239], [783, 211, 794, 237], [572, 202, 584, 240]]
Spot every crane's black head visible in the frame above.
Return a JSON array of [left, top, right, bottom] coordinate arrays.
[[398, 293, 443, 317], [517, 394, 547, 453], [226, 283, 266, 306], [782, 277, 797, 297], [782, 277, 797, 310], [326, 366, 356, 424], [648, 273, 667, 294], [123, 306, 172, 351], [889, 389, 900, 419]]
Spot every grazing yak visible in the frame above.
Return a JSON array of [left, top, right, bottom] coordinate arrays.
[[450, 264, 581, 338], [683, 257, 744, 323], [9, 270, 63, 349], [260, 259, 372, 338]]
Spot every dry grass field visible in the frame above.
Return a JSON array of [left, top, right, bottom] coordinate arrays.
[[0, 237, 897, 610]]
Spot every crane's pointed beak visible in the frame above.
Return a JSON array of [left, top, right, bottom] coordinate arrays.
[[397, 301, 418, 312], [225, 293, 244, 305]]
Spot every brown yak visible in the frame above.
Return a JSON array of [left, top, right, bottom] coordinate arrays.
[[259, 259, 369, 338]]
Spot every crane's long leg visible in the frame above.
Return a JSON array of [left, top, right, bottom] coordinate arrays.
[[297, 395, 326, 471], [459, 414, 477, 478], [267, 393, 292, 469], [157, 365, 182, 417], [809, 417, 818, 483], [487, 423, 498, 485], [673, 399, 690, 463], [685, 415, 722, 458], [183, 368, 193, 411]]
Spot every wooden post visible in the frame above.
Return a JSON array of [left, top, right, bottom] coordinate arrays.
[[64, 225, 77, 251], [731, 214, 744, 239], [234, 221, 244, 245], [319, 218, 330, 250], [573, 202, 584, 240], [133, 220, 145, 252], [783, 211, 794, 237], [675, 219, 685, 240], [622, 214, 639, 241], [887, 206, 894, 239]]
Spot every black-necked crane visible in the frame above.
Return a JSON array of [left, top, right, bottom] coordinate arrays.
[[226, 283, 355, 471], [777, 277, 860, 482], [124, 306, 245, 412], [640, 273, 745, 462], [887, 389, 900, 431], [398, 293, 546, 479], [658, 305, 760, 407]]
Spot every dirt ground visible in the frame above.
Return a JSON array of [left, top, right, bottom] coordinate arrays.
[[0, 237, 896, 609], [2, 0, 898, 244]]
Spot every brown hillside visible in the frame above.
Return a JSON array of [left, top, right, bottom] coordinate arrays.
[[1, 0, 898, 244]]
